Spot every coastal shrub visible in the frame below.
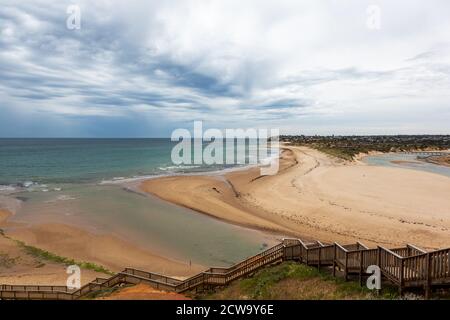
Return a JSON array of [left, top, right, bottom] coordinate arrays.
[[203, 262, 399, 300]]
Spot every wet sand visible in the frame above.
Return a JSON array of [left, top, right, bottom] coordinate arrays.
[[4, 222, 204, 277], [2, 206, 203, 285], [390, 160, 422, 165], [423, 155, 450, 167], [0, 208, 11, 226], [0, 230, 110, 286], [142, 146, 450, 250]]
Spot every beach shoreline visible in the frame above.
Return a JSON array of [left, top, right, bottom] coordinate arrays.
[[2, 145, 450, 287], [141, 146, 450, 250]]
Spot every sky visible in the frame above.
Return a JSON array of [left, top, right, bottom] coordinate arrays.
[[1, 0, 450, 137]]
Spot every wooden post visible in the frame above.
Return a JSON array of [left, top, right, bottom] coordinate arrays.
[[425, 252, 432, 299], [333, 244, 336, 277], [376, 247, 383, 296], [344, 252, 349, 281], [318, 247, 321, 270], [399, 259, 404, 296], [377, 246, 381, 269], [359, 251, 363, 287]]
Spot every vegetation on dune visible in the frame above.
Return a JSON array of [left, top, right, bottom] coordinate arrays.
[[313, 146, 356, 161], [82, 286, 122, 299], [0, 253, 18, 268], [12, 238, 114, 275], [193, 262, 399, 300], [280, 135, 450, 160]]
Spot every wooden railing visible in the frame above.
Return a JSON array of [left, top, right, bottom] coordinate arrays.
[[379, 247, 404, 285], [0, 284, 75, 293], [429, 248, 450, 285], [1, 238, 449, 300], [391, 244, 426, 258]]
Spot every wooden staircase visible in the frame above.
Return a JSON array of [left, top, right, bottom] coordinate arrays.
[[1, 239, 449, 299]]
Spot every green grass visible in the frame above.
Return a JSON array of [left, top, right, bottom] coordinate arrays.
[[81, 286, 121, 299], [13, 239, 114, 275], [197, 262, 399, 300], [314, 146, 356, 161]]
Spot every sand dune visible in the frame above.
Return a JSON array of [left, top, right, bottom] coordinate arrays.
[[142, 146, 450, 250]]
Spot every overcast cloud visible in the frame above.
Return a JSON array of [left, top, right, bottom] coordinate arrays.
[[1, 0, 449, 136]]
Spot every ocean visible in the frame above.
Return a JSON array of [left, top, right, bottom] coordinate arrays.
[[0, 138, 277, 267], [0, 138, 249, 186]]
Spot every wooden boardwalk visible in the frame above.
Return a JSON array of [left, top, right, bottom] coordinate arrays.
[[1, 239, 449, 300]]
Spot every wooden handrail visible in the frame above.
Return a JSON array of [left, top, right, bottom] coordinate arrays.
[[356, 241, 369, 250], [379, 246, 404, 259], [2, 239, 449, 300], [407, 244, 427, 254], [334, 242, 349, 253]]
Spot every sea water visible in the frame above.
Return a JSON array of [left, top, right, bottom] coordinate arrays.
[[0, 138, 278, 266]]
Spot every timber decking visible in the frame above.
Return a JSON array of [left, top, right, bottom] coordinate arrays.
[[1, 239, 449, 300]]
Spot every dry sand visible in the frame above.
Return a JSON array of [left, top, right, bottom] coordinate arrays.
[[142, 146, 450, 250]]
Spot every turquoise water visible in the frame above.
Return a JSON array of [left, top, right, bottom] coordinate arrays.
[[0, 139, 277, 266], [0, 138, 243, 185], [363, 153, 450, 177]]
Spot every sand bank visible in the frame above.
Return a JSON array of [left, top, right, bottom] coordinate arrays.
[[2, 205, 203, 285], [142, 146, 450, 250], [4, 223, 204, 278], [0, 228, 109, 286], [422, 155, 450, 167]]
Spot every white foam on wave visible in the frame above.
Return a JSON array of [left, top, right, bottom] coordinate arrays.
[[22, 181, 34, 188], [0, 185, 16, 192], [158, 165, 201, 171], [99, 174, 163, 185], [100, 149, 281, 186]]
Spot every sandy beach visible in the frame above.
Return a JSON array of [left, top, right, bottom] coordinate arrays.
[[1, 207, 204, 285], [0, 208, 11, 226], [2, 145, 449, 288], [142, 146, 450, 250], [5, 223, 204, 275]]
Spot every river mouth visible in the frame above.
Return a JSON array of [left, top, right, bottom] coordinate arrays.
[[0, 138, 280, 268], [6, 182, 278, 267], [363, 153, 450, 178]]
